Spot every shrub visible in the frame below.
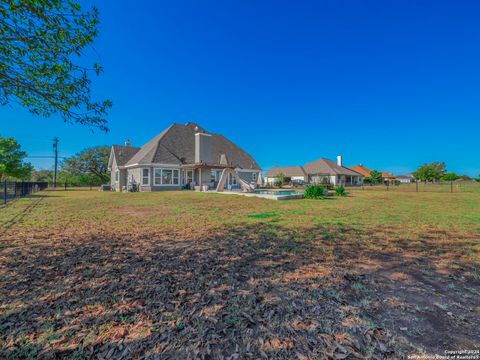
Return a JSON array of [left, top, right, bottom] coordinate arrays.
[[273, 173, 285, 188], [334, 185, 347, 196], [304, 185, 325, 199], [394, 180, 401, 186]]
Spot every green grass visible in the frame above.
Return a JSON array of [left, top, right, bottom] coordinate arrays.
[[1, 187, 479, 235]]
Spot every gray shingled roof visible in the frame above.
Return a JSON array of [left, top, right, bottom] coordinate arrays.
[[111, 145, 141, 166], [125, 123, 261, 170], [265, 166, 306, 177], [396, 174, 414, 179], [303, 158, 362, 176]]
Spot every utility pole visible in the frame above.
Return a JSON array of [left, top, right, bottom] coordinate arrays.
[[53, 137, 59, 188]]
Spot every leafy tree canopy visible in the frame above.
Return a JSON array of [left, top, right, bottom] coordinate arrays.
[[441, 172, 459, 181], [0, 136, 33, 180], [30, 169, 53, 182], [413, 162, 446, 182], [369, 170, 383, 184], [61, 145, 110, 183], [0, 0, 111, 131], [273, 173, 285, 188]]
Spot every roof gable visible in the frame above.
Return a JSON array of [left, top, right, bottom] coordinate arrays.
[[110, 145, 141, 167], [304, 158, 362, 176]]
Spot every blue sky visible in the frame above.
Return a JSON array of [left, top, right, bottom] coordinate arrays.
[[1, 0, 479, 176]]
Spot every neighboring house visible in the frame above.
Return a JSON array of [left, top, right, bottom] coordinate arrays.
[[108, 122, 262, 191], [396, 174, 415, 183], [265, 166, 307, 185], [381, 171, 396, 184], [304, 156, 363, 186], [349, 164, 396, 184], [265, 156, 363, 186]]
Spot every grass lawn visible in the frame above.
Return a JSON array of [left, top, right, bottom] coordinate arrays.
[[1, 189, 479, 358]]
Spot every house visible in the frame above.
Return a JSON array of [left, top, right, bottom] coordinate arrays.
[[264, 166, 307, 185], [304, 156, 363, 186], [396, 174, 415, 183], [265, 156, 363, 186], [349, 164, 396, 184], [108, 122, 262, 191]]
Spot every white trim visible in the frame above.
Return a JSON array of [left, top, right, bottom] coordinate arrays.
[[142, 168, 150, 186]]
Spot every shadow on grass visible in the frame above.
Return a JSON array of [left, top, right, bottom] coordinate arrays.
[[0, 222, 479, 358], [0, 195, 49, 232]]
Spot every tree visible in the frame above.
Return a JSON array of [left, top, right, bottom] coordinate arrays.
[[273, 173, 285, 188], [30, 169, 53, 182], [0, 136, 33, 180], [369, 170, 383, 184], [0, 0, 111, 131], [441, 172, 459, 181], [62, 146, 110, 184], [413, 162, 446, 182]]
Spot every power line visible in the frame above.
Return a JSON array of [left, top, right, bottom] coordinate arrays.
[[25, 155, 68, 159]]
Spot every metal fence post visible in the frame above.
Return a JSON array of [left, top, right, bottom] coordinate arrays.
[[3, 181, 6, 205], [64, 181, 67, 191]]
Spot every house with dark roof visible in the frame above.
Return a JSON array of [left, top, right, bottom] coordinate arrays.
[[108, 122, 261, 191], [264, 166, 307, 184], [265, 156, 363, 186]]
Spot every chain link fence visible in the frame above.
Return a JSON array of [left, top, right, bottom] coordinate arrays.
[[1, 181, 49, 205]]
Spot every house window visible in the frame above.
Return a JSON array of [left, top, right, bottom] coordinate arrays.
[[154, 168, 180, 186], [162, 169, 173, 184], [142, 168, 149, 185], [115, 170, 119, 182], [252, 172, 258, 181]]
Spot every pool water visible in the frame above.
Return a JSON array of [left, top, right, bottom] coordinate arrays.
[[254, 190, 304, 196]]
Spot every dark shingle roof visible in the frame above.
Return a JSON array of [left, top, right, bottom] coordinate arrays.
[[303, 158, 362, 176], [265, 166, 306, 177], [111, 145, 141, 166], [396, 174, 414, 179], [125, 123, 261, 170]]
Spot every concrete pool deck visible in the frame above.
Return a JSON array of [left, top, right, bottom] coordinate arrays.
[[211, 190, 304, 200]]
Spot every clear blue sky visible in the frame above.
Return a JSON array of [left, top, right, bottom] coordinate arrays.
[[1, 0, 479, 176]]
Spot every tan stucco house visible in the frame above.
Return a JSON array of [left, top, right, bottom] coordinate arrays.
[[108, 122, 261, 192]]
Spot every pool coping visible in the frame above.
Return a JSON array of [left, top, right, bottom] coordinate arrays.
[[210, 190, 304, 201]]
